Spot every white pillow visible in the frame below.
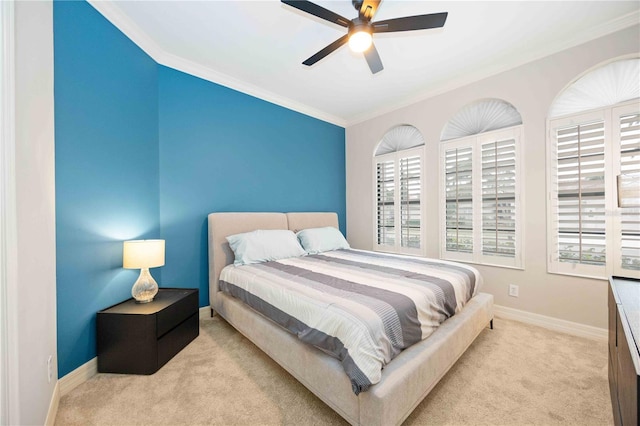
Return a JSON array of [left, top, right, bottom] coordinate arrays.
[[296, 227, 350, 254], [226, 229, 306, 266]]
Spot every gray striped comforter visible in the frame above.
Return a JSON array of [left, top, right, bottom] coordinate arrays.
[[219, 249, 481, 394]]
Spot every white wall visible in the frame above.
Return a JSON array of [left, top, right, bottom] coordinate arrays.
[[12, 1, 58, 424], [345, 25, 640, 329]]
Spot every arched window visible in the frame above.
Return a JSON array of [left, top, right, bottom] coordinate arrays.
[[439, 99, 524, 269], [547, 58, 640, 279], [374, 125, 425, 255], [441, 98, 522, 141]]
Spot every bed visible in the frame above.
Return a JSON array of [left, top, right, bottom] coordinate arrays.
[[208, 212, 493, 426]]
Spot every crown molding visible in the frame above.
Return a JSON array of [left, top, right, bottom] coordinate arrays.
[[153, 49, 347, 127], [345, 10, 640, 126], [87, 0, 164, 63], [87, 0, 346, 127], [87, 1, 637, 129]]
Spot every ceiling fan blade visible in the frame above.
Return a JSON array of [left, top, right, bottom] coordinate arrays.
[[281, 0, 350, 28], [302, 35, 349, 66], [373, 12, 448, 33], [364, 43, 383, 74], [359, 0, 381, 20]]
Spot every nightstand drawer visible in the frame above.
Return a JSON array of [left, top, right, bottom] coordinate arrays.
[[158, 313, 199, 368], [156, 289, 198, 337]]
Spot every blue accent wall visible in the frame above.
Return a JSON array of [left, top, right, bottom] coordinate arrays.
[[54, 1, 160, 377], [54, 2, 345, 377], [158, 67, 346, 306]]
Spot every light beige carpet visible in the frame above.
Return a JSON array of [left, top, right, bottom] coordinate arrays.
[[55, 317, 613, 425]]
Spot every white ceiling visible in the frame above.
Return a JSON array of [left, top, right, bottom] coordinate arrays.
[[89, 1, 640, 126]]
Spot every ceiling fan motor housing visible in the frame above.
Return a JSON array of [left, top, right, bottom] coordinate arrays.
[[350, 17, 372, 36], [352, 0, 375, 19]]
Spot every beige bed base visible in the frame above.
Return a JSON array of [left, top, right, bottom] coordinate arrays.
[[208, 212, 494, 426]]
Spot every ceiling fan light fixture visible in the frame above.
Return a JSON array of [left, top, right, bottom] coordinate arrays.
[[348, 30, 372, 53], [281, 0, 448, 74]]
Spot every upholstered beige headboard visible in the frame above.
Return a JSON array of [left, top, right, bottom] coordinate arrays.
[[286, 212, 338, 232], [207, 212, 339, 309]]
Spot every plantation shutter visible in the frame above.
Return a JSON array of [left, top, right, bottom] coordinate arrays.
[[441, 126, 522, 268], [376, 160, 395, 246], [481, 138, 516, 257], [374, 147, 424, 255], [554, 121, 607, 266], [445, 146, 473, 253], [400, 156, 421, 248], [618, 111, 640, 272]]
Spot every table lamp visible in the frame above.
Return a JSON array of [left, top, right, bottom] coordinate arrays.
[[123, 239, 165, 303]]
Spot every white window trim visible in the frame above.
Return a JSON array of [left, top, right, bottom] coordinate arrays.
[[373, 145, 425, 257], [546, 99, 640, 280], [439, 126, 524, 269]]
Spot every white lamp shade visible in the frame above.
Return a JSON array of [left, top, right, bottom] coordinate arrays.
[[123, 239, 165, 269]]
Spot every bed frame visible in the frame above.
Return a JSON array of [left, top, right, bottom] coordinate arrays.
[[208, 212, 493, 426]]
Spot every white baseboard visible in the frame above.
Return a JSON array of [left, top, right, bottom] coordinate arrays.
[[59, 357, 98, 396], [56, 307, 212, 404], [199, 305, 213, 320], [44, 381, 59, 426], [494, 304, 607, 341]]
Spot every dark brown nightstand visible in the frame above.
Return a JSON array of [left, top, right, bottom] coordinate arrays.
[[97, 288, 199, 374]]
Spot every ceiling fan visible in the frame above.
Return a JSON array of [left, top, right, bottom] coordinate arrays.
[[281, 0, 448, 74]]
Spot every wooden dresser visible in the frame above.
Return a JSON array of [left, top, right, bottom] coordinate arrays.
[[609, 276, 640, 426]]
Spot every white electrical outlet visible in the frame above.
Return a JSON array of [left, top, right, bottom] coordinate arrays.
[[508, 284, 519, 297], [47, 355, 53, 383]]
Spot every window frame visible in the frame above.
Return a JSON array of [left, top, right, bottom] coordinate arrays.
[[439, 126, 524, 269], [546, 99, 640, 280], [373, 145, 425, 256]]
